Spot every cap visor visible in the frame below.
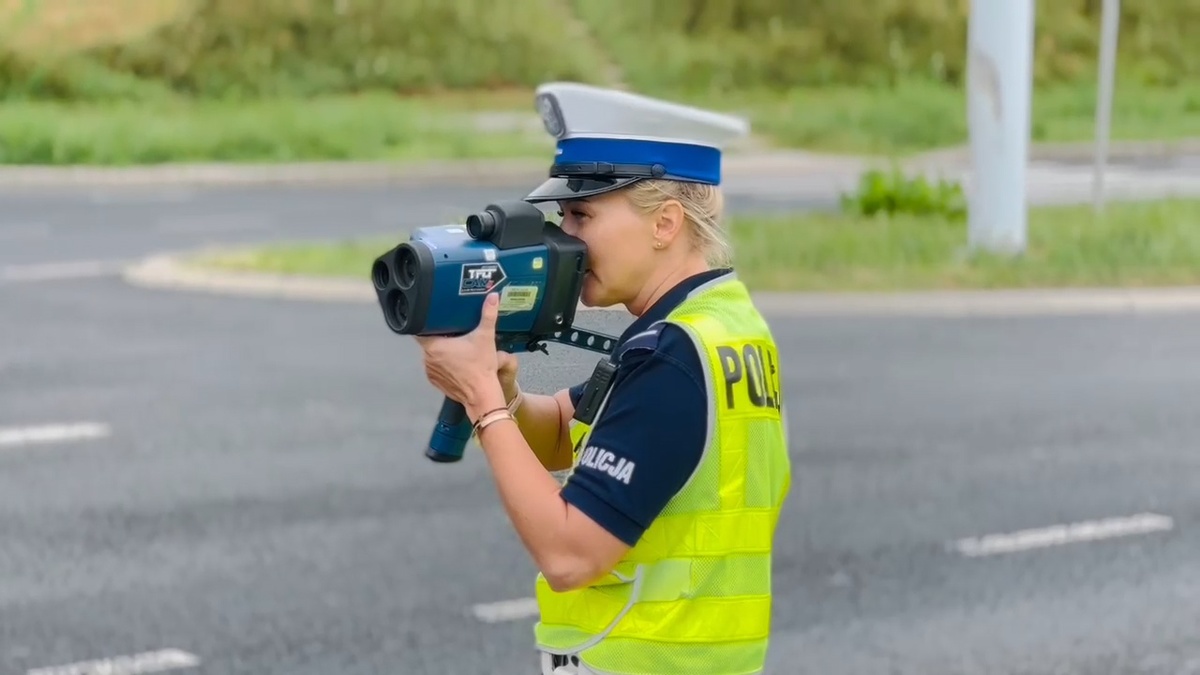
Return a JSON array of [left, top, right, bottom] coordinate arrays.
[[523, 176, 642, 203]]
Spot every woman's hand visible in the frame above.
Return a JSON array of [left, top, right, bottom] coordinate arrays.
[[498, 351, 520, 402], [414, 292, 507, 420]]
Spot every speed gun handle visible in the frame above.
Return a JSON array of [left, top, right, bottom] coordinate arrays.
[[425, 338, 521, 463], [426, 397, 472, 463]]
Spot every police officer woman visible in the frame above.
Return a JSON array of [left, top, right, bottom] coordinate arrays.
[[415, 83, 791, 675]]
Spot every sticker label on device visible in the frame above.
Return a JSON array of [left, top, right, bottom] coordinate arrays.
[[499, 285, 539, 313], [459, 262, 507, 295]]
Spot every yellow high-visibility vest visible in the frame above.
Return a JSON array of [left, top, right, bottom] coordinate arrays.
[[534, 273, 792, 675]]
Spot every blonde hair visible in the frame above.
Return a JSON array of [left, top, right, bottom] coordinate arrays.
[[623, 179, 732, 268]]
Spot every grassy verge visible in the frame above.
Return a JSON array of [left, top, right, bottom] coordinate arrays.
[[2, 0, 1197, 165], [3, 79, 1197, 165], [189, 199, 1200, 292], [713, 80, 1200, 156], [0, 91, 552, 165]]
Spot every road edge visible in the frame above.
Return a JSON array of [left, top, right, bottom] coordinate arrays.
[[6, 138, 1199, 189], [121, 252, 1200, 318]]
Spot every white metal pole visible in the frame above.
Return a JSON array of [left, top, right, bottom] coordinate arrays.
[[966, 0, 1036, 255], [1093, 0, 1122, 214]]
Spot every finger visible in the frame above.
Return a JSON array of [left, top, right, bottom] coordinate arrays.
[[415, 335, 443, 351], [477, 292, 500, 333], [497, 351, 518, 372]]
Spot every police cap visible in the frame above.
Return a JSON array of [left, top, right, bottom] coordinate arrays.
[[524, 82, 751, 204]]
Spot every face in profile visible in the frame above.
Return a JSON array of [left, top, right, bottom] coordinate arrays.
[[557, 190, 659, 308]]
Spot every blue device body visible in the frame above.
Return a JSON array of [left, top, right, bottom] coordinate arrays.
[[372, 207, 592, 464], [410, 224, 553, 336]]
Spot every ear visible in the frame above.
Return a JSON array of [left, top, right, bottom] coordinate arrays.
[[652, 199, 687, 246]]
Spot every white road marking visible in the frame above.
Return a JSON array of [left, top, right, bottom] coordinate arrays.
[[26, 649, 200, 675], [471, 596, 540, 623], [953, 512, 1174, 558], [1, 260, 129, 283], [0, 422, 111, 448]]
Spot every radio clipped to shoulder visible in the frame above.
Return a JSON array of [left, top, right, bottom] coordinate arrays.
[[371, 200, 619, 463]]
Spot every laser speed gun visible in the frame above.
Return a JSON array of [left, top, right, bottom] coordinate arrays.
[[371, 200, 618, 463]]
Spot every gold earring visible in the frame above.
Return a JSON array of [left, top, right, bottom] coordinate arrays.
[[654, 241, 663, 249]]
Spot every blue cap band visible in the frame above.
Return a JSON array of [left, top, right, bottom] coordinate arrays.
[[551, 137, 722, 185]]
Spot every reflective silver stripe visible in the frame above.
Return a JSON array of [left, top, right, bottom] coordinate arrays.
[[667, 321, 716, 496], [685, 270, 737, 298], [662, 271, 736, 495], [536, 565, 647, 655]]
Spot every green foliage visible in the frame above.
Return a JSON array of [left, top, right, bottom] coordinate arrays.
[[1, 0, 606, 100], [0, 94, 550, 165], [4, 0, 1199, 102], [572, 0, 1200, 94], [0, 51, 176, 102], [840, 167, 968, 221], [0, 0, 1197, 166]]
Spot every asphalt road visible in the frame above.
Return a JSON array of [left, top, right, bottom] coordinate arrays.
[[2, 181, 1200, 675], [0, 184, 830, 275]]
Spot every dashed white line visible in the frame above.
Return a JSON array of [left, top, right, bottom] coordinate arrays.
[[26, 648, 200, 675], [953, 512, 1174, 558], [471, 596, 540, 623], [1, 260, 129, 283], [0, 422, 111, 449]]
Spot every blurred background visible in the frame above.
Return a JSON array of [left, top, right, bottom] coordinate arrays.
[[0, 0, 1196, 164], [1, 2, 1199, 674]]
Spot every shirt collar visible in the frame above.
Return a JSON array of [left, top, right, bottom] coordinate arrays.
[[617, 268, 734, 345]]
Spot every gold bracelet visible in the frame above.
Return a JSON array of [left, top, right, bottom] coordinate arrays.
[[473, 408, 515, 437], [506, 383, 525, 414]]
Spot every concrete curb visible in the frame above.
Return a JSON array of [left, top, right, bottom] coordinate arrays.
[[3, 138, 1196, 189], [0, 159, 554, 190], [120, 253, 633, 314], [747, 286, 1200, 317], [122, 253, 381, 304], [0, 151, 868, 190], [914, 137, 1200, 167], [121, 252, 1200, 318]]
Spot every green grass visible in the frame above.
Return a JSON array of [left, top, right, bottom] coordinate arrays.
[[707, 79, 1200, 156], [1, 0, 1197, 165], [0, 91, 552, 165], [2, 79, 1197, 165], [188, 199, 1200, 292]]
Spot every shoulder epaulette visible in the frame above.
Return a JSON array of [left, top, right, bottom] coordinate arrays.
[[615, 320, 667, 364]]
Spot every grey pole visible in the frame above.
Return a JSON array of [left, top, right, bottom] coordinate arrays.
[[1093, 0, 1122, 214], [966, 0, 1036, 255]]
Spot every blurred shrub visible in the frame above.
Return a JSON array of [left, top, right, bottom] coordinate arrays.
[[86, 0, 606, 98], [1, 0, 1197, 101], [0, 51, 177, 102], [840, 167, 968, 221], [573, 0, 1200, 93], [1, 0, 605, 100]]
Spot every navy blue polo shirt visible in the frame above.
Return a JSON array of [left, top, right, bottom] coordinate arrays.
[[563, 268, 732, 546]]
